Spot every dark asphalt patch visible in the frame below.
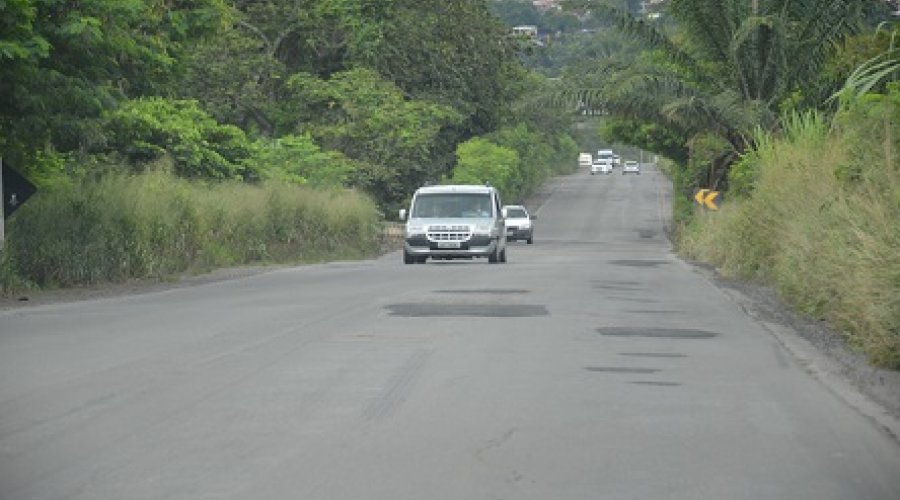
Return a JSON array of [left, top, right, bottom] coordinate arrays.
[[593, 284, 643, 291], [597, 327, 719, 339], [637, 229, 658, 239], [609, 259, 669, 268], [619, 352, 687, 358], [605, 296, 659, 303], [433, 289, 530, 295], [584, 367, 661, 374], [386, 303, 548, 317], [631, 381, 681, 387], [624, 309, 680, 314]]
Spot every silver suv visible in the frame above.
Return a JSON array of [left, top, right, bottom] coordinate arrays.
[[399, 184, 508, 264]]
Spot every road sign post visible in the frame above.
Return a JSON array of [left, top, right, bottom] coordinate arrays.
[[1, 158, 38, 249]]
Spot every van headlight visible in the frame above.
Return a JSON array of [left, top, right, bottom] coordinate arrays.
[[406, 224, 425, 237], [472, 222, 494, 236]]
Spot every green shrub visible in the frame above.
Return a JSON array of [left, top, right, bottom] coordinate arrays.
[[450, 138, 518, 195], [104, 98, 252, 179]]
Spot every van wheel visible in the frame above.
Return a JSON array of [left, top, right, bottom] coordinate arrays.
[[500, 248, 507, 263], [488, 247, 500, 264], [527, 236, 533, 245], [403, 250, 415, 264]]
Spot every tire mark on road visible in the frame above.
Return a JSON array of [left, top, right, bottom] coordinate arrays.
[[362, 348, 432, 420]]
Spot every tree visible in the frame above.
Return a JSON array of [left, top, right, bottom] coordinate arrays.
[[280, 68, 462, 206], [0, 0, 229, 178], [562, 0, 877, 187], [451, 138, 519, 196]]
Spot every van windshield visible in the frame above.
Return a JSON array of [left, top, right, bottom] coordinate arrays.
[[411, 193, 493, 218]]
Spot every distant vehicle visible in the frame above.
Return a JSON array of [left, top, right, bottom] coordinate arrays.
[[623, 160, 640, 175], [596, 149, 615, 167], [591, 160, 612, 175], [613, 154, 621, 167], [579, 153, 593, 168], [399, 184, 507, 264], [502, 205, 536, 244]]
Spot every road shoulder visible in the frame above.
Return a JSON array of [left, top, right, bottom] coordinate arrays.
[[688, 260, 900, 441]]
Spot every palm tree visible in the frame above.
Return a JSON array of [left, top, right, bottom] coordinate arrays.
[[563, 0, 876, 187]]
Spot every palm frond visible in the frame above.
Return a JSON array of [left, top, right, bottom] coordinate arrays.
[[829, 49, 900, 104], [564, 1, 702, 77]]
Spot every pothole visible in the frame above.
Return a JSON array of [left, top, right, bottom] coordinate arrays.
[[433, 289, 530, 295], [609, 260, 669, 268], [619, 352, 687, 358], [584, 367, 661, 374], [387, 303, 548, 317], [597, 327, 719, 339]]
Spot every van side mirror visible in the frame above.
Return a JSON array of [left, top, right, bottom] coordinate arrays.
[[399, 209, 407, 221], [501, 207, 508, 218]]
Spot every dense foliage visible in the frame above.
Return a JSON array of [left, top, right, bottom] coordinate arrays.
[[1, 0, 580, 290], [681, 87, 900, 368], [1, 0, 574, 207], [558, 0, 890, 192]]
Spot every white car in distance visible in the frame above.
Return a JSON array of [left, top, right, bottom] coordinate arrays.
[[502, 205, 535, 244], [623, 160, 640, 175], [591, 160, 612, 175]]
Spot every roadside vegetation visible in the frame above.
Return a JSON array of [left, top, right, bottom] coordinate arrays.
[[0, 169, 381, 289], [544, 0, 898, 366], [681, 90, 899, 368], [0, 0, 577, 292]]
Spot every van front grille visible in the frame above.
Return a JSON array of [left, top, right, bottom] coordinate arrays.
[[427, 225, 471, 242]]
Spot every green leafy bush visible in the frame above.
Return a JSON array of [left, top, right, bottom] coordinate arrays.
[[104, 98, 252, 179], [249, 134, 358, 187], [450, 138, 518, 195]]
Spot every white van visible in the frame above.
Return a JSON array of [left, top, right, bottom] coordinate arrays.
[[399, 184, 507, 264]]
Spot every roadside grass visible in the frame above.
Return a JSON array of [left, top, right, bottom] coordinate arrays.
[[0, 171, 381, 291], [680, 105, 899, 368]]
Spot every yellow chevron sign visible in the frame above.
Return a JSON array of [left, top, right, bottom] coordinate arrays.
[[694, 189, 720, 210]]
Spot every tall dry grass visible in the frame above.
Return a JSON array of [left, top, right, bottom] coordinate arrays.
[[0, 171, 382, 289], [681, 104, 899, 368]]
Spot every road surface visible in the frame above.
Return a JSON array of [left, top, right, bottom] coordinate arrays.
[[2, 165, 899, 499]]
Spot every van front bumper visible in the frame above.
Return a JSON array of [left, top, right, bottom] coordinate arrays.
[[404, 235, 499, 258]]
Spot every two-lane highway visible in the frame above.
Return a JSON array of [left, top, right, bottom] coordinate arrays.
[[2, 165, 899, 499]]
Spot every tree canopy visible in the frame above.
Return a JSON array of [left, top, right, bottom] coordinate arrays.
[[2, 0, 581, 210]]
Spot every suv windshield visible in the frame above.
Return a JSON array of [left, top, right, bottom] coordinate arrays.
[[411, 193, 493, 218]]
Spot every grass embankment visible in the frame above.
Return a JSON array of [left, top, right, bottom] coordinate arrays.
[[679, 95, 899, 368], [0, 171, 382, 291]]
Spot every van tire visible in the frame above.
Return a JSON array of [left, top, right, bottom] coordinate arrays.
[[488, 246, 500, 264]]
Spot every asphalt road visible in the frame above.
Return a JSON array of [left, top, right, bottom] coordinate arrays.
[[2, 165, 899, 500]]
